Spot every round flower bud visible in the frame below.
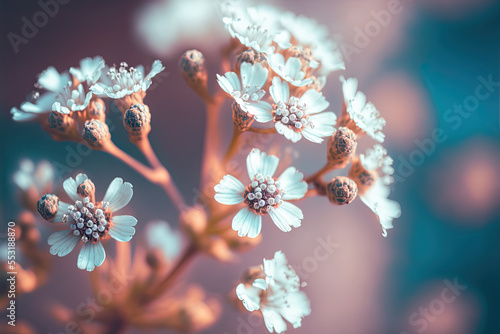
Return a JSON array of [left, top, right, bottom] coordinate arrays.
[[348, 157, 377, 195], [123, 104, 151, 141], [37, 193, 59, 221], [327, 127, 357, 168], [236, 48, 268, 73], [232, 101, 254, 131], [82, 119, 110, 149], [77, 179, 95, 199], [179, 50, 209, 99], [326, 176, 358, 205], [284, 46, 316, 68]]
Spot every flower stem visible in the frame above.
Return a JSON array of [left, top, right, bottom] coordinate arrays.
[[247, 127, 277, 134], [200, 96, 224, 189], [222, 125, 243, 165], [305, 163, 333, 183], [102, 141, 186, 212]]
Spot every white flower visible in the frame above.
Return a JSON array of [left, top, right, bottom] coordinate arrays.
[[221, 3, 290, 54], [44, 174, 137, 271], [267, 53, 313, 87], [279, 12, 345, 76], [13, 159, 54, 193], [217, 62, 268, 114], [213, 149, 307, 238], [340, 76, 386, 143], [236, 251, 311, 333], [146, 221, 183, 260], [51, 80, 93, 115], [254, 77, 336, 143], [354, 145, 401, 237], [11, 66, 70, 121], [69, 56, 105, 86], [90, 60, 165, 99]]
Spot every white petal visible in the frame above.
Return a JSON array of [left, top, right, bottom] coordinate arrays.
[[214, 175, 245, 205], [275, 123, 302, 143], [103, 178, 133, 212], [269, 77, 289, 104], [54, 201, 70, 223], [63, 176, 80, 202], [299, 89, 329, 115], [49, 231, 80, 257], [236, 284, 261, 312], [278, 167, 307, 200], [109, 215, 137, 242], [269, 202, 303, 232], [232, 207, 262, 238], [77, 241, 106, 271], [246, 149, 280, 180], [246, 101, 274, 123], [262, 307, 288, 334]]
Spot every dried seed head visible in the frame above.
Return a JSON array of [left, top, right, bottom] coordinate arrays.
[[179, 50, 209, 98], [77, 179, 95, 199], [123, 104, 151, 141], [236, 48, 268, 73], [232, 101, 254, 131], [326, 176, 358, 205], [327, 127, 357, 168], [37, 193, 59, 221], [82, 119, 110, 149]]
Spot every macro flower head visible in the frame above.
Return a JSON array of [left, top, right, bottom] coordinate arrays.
[[90, 60, 165, 112], [37, 173, 137, 271], [339, 76, 386, 143], [214, 148, 307, 238], [217, 62, 268, 115], [349, 144, 401, 236], [255, 77, 336, 143], [236, 250, 311, 333]]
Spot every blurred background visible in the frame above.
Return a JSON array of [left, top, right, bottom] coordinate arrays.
[[0, 0, 499, 333]]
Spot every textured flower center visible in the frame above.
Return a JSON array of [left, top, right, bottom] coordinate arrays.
[[273, 97, 312, 132], [62, 197, 111, 243], [231, 81, 265, 103], [107, 62, 142, 91], [244, 174, 284, 215]]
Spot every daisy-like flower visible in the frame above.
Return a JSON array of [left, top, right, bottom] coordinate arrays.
[[90, 60, 165, 100], [253, 77, 336, 143], [348, 144, 401, 237], [214, 149, 307, 238], [221, 3, 291, 54], [339, 76, 386, 143], [236, 251, 311, 333], [266, 53, 313, 87], [37, 173, 137, 271], [217, 62, 269, 115], [11, 66, 70, 121]]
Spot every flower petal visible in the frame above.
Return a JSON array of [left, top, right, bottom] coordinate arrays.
[[48, 230, 79, 257], [232, 207, 262, 238], [77, 241, 106, 271], [278, 167, 307, 200], [103, 178, 133, 212], [246, 148, 280, 180], [269, 202, 303, 232], [109, 215, 137, 242], [63, 176, 80, 202], [214, 175, 245, 205]]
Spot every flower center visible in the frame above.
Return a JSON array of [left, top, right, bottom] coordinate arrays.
[[273, 97, 312, 132], [107, 62, 142, 91], [244, 174, 285, 215], [62, 197, 111, 243]]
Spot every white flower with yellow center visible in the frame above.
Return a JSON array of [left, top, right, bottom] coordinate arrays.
[[214, 149, 307, 238], [340, 76, 386, 143], [37, 173, 137, 271], [236, 251, 311, 334]]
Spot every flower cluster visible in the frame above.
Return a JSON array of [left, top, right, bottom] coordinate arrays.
[[11, 56, 164, 147]]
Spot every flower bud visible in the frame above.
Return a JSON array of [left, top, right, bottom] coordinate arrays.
[[236, 48, 268, 73], [123, 104, 151, 141], [45, 111, 79, 141], [179, 50, 209, 99], [37, 193, 59, 221], [327, 127, 357, 168], [348, 157, 377, 195], [232, 101, 254, 131], [82, 119, 110, 149], [284, 46, 316, 68], [77, 179, 95, 200], [326, 176, 358, 205], [85, 97, 107, 123]]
